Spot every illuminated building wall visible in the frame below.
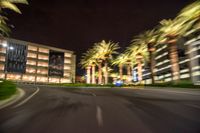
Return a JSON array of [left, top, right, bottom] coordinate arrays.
[[133, 36, 200, 85], [0, 38, 76, 84]]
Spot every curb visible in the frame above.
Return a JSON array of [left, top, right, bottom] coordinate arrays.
[[0, 88, 25, 110]]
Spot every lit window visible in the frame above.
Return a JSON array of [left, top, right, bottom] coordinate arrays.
[[39, 48, 49, 53], [22, 75, 35, 82], [27, 60, 36, 66], [38, 54, 48, 60], [0, 56, 5, 61], [27, 53, 37, 58], [26, 67, 36, 73], [49, 78, 60, 83], [64, 65, 71, 70], [0, 64, 4, 71], [65, 53, 72, 58], [37, 68, 48, 74], [6, 74, 21, 80], [61, 78, 71, 83], [36, 76, 48, 82], [64, 72, 70, 77], [38, 61, 48, 67], [28, 45, 37, 51], [0, 73, 5, 79], [64, 59, 71, 64], [0, 47, 6, 53]]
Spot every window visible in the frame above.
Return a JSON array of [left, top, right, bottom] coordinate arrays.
[[64, 72, 70, 77], [36, 76, 48, 82], [61, 78, 70, 83], [27, 60, 36, 66], [22, 75, 35, 82], [27, 53, 37, 58], [0, 56, 5, 61], [28, 45, 37, 51], [49, 78, 59, 83], [0, 73, 5, 79], [39, 48, 49, 53], [0, 64, 4, 70], [26, 67, 36, 73], [65, 53, 72, 58], [64, 65, 71, 70], [38, 61, 48, 67], [0, 47, 6, 53], [6, 74, 21, 80], [37, 68, 48, 75], [64, 59, 71, 64], [38, 54, 48, 60]]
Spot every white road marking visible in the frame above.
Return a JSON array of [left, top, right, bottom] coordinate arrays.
[[13, 87, 40, 108], [96, 106, 103, 127]]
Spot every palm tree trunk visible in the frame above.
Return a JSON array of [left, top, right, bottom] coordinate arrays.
[[86, 66, 91, 84], [168, 42, 180, 82], [104, 61, 108, 84], [91, 65, 96, 84], [98, 62, 102, 84], [127, 63, 131, 82], [137, 61, 143, 82], [119, 64, 123, 80], [149, 53, 156, 84], [148, 43, 156, 84]]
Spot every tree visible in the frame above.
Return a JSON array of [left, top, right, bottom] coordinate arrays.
[[0, 0, 28, 36], [132, 29, 160, 84], [80, 48, 98, 84], [126, 43, 148, 82], [112, 53, 131, 80], [159, 19, 193, 82], [94, 40, 119, 84], [176, 1, 200, 40]]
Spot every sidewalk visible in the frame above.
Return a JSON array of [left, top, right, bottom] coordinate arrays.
[[0, 88, 25, 109]]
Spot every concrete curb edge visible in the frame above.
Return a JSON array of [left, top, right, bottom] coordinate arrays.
[[0, 88, 25, 110]]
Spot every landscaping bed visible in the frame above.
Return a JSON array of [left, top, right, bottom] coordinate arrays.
[[0, 80, 17, 100]]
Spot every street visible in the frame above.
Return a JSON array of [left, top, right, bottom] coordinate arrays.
[[0, 85, 200, 133]]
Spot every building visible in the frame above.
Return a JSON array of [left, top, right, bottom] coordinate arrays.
[[133, 36, 200, 85], [0, 38, 76, 84]]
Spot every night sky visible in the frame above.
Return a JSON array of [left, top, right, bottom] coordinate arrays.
[[7, 0, 196, 75]]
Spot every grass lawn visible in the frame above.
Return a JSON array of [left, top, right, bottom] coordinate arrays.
[[0, 80, 16, 100]]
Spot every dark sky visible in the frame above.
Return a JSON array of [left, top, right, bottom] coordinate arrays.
[[8, 0, 196, 75]]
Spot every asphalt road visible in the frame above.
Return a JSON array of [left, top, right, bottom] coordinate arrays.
[[0, 85, 200, 133]]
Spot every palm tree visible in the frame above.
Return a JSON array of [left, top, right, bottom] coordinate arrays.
[[177, 1, 200, 36], [176, 1, 200, 83], [0, 0, 28, 36], [112, 53, 130, 80], [94, 40, 119, 84], [80, 48, 98, 84], [132, 29, 160, 84], [159, 19, 194, 82], [126, 43, 148, 82]]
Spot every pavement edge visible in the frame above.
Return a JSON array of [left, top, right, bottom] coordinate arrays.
[[0, 88, 25, 110]]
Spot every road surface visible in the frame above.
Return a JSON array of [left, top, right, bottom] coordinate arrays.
[[0, 85, 200, 133]]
